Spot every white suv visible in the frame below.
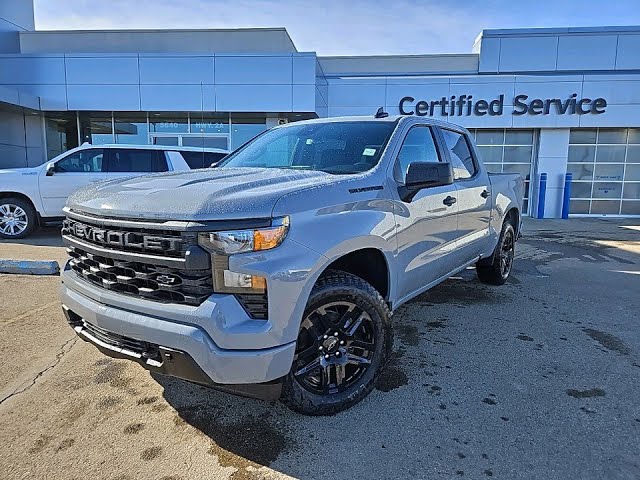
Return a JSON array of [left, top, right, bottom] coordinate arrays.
[[0, 144, 227, 239]]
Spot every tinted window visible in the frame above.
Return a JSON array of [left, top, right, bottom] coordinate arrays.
[[109, 149, 168, 173], [180, 151, 228, 169], [219, 121, 396, 174], [395, 126, 440, 183], [441, 129, 476, 180], [55, 149, 105, 173]]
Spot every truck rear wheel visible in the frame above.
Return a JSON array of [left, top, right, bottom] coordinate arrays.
[[476, 221, 515, 285], [0, 197, 37, 239], [281, 270, 393, 415]]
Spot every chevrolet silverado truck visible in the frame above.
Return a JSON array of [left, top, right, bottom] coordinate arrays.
[[60, 115, 523, 415], [0, 144, 227, 239]]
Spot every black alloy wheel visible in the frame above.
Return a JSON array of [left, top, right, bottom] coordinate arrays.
[[280, 270, 392, 415], [476, 221, 516, 285], [293, 301, 376, 395], [499, 226, 515, 278]]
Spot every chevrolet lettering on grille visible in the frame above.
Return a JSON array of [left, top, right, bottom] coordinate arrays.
[[62, 219, 182, 254]]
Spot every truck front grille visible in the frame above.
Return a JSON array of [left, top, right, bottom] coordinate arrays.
[[82, 320, 149, 355], [67, 246, 213, 306], [62, 217, 189, 258]]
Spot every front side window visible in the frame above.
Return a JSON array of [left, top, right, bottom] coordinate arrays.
[[394, 126, 440, 183], [441, 129, 476, 180], [55, 149, 105, 173], [219, 121, 397, 174], [109, 149, 167, 173]]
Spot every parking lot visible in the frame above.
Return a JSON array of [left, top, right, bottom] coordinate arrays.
[[1, 218, 639, 480]]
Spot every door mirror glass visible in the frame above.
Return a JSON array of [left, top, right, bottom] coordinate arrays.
[[400, 162, 454, 201], [45, 162, 55, 176]]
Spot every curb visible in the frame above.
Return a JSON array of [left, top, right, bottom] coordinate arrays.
[[0, 259, 60, 275]]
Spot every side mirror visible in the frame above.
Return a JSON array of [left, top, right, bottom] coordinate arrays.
[[399, 162, 453, 202], [45, 162, 56, 176]]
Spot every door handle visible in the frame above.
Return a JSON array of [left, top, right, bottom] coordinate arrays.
[[443, 196, 457, 206], [481, 189, 490, 199]]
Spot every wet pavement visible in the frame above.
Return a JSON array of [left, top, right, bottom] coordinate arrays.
[[1, 218, 639, 479]]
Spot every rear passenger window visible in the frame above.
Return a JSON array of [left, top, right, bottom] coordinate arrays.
[[394, 126, 440, 183], [180, 151, 228, 169], [440, 129, 476, 180], [109, 149, 168, 173]]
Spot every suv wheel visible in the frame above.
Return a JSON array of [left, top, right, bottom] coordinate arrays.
[[476, 221, 515, 285], [281, 270, 393, 415], [0, 197, 36, 239]]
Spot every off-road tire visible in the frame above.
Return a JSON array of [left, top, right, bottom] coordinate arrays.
[[280, 270, 393, 415], [476, 221, 515, 285], [0, 197, 37, 239]]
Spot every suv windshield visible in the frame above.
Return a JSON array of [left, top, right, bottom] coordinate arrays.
[[218, 121, 396, 174]]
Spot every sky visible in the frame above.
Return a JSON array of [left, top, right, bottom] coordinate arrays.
[[33, 0, 640, 56]]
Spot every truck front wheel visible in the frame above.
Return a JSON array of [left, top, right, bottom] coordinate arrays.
[[476, 221, 515, 285], [281, 270, 393, 415]]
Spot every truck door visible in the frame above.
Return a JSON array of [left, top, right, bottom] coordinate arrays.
[[38, 148, 108, 217], [393, 125, 460, 302], [437, 128, 491, 261]]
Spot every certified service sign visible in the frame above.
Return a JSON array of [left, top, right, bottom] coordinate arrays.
[[399, 94, 607, 117]]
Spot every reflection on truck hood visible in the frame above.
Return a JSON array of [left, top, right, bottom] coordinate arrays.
[[66, 167, 335, 221]]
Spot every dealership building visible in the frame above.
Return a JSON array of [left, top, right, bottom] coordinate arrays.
[[1, 2, 640, 217]]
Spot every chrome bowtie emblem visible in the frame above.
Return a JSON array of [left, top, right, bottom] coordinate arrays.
[[156, 274, 177, 284]]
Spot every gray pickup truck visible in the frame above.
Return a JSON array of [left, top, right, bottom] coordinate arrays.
[[60, 114, 523, 415]]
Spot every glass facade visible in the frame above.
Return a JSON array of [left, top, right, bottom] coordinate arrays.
[[470, 129, 536, 215], [44, 112, 79, 159], [114, 113, 149, 145], [568, 128, 640, 215], [43, 112, 268, 155], [79, 112, 113, 145]]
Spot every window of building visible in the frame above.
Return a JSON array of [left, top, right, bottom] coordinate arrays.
[[394, 126, 440, 183], [568, 128, 640, 215], [54, 148, 105, 173], [149, 113, 189, 134], [440, 128, 476, 180], [114, 113, 149, 145], [108, 148, 167, 173], [79, 112, 113, 144], [470, 128, 535, 215], [231, 115, 267, 150], [44, 112, 79, 159], [190, 113, 229, 134], [181, 136, 229, 150]]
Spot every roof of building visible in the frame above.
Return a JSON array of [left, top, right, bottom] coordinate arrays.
[[19, 27, 298, 54]]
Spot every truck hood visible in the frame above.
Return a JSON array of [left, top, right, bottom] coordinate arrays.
[[66, 167, 335, 221]]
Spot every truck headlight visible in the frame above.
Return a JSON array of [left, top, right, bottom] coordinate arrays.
[[197, 216, 290, 255], [197, 217, 289, 295]]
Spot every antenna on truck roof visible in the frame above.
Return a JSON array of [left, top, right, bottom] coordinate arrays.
[[374, 107, 389, 118]]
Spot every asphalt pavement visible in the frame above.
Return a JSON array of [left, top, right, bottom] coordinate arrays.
[[0, 218, 638, 480]]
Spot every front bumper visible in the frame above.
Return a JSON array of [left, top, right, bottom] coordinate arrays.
[[60, 269, 297, 399]]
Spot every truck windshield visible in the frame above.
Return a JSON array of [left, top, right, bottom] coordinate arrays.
[[218, 121, 396, 174]]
